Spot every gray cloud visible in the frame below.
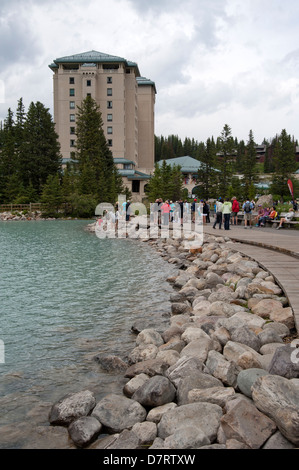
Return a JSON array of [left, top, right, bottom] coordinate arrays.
[[0, 2, 42, 67]]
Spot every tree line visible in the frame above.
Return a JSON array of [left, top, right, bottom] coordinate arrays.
[[1, 99, 298, 214], [0, 97, 128, 217], [151, 125, 299, 202]]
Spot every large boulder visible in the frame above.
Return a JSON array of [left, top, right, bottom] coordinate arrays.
[[268, 344, 299, 379], [220, 396, 277, 449], [251, 375, 299, 446], [132, 376, 176, 407], [49, 390, 96, 426], [68, 416, 102, 448], [157, 402, 223, 443], [91, 394, 146, 433]]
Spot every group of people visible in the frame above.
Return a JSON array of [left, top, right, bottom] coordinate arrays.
[[212, 197, 297, 230], [152, 198, 210, 226], [213, 196, 243, 230]]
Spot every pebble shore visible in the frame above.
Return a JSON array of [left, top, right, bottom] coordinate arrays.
[[47, 228, 299, 450]]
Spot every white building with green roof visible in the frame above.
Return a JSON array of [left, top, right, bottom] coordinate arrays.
[[49, 50, 156, 201]]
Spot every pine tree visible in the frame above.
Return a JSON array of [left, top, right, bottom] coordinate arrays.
[[242, 130, 259, 198], [217, 124, 235, 197], [75, 96, 126, 203], [271, 129, 297, 199], [20, 101, 62, 195], [145, 160, 183, 201], [41, 174, 63, 216], [197, 137, 218, 199]]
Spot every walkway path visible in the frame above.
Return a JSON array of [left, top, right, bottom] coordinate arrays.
[[203, 223, 299, 332]]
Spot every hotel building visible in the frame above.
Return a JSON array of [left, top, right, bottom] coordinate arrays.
[[49, 50, 156, 200]]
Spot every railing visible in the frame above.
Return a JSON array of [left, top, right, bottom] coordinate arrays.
[[0, 203, 46, 212]]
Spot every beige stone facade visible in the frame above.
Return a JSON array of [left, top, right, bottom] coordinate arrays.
[[49, 51, 156, 201]]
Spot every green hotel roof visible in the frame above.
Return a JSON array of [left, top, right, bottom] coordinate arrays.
[[157, 156, 208, 173], [113, 158, 136, 166], [49, 50, 140, 74], [49, 51, 156, 91]]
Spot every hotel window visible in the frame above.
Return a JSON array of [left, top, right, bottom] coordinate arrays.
[[107, 101, 112, 109], [107, 88, 112, 96], [70, 140, 75, 147], [69, 101, 75, 109], [107, 77, 112, 84], [70, 114, 75, 122], [107, 114, 113, 122], [70, 127, 75, 134], [69, 77, 75, 84], [69, 88, 75, 96], [87, 79, 91, 86], [107, 126, 113, 135], [107, 139, 112, 147]]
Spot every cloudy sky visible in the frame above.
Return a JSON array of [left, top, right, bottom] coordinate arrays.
[[1, 0, 299, 144]]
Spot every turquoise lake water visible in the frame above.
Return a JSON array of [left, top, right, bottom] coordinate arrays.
[[0, 220, 175, 447]]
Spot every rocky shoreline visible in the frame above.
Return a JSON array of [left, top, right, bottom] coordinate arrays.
[[45, 229, 299, 450]]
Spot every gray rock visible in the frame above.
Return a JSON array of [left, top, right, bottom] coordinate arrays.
[[188, 386, 235, 407], [176, 372, 223, 406], [91, 394, 146, 433], [146, 403, 178, 424], [68, 416, 102, 448], [131, 421, 157, 445], [220, 397, 277, 449], [205, 350, 240, 387], [180, 338, 213, 362], [128, 344, 158, 364], [181, 326, 211, 344], [171, 302, 192, 315], [223, 340, 262, 365], [93, 354, 127, 372], [237, 368, 269, 398], [230, 325, 261, 352], [49, 390, 96, 426], [158, 402, 223, 443], [262, 430, 296, 449], [257, 329, 284, 346], [263, 322, 290, 338], [268, 343, 299, 379], [163, 426, 210, 449], [149, 437, 165, 449], [132, 375, 176, 407], [124, 358, 169, 378], [165, 356, 204, 387], [136, 328, 164, 347], [107, 429, 140, 449], [205, 272, 224, 288], [252, 375, 299, 445], [123, 373, 150, 398]]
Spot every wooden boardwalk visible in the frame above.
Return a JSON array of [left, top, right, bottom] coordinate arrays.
[[203, 223, 299, 332]]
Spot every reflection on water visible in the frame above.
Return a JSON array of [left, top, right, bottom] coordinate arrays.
[[0, 220, 175, 448]]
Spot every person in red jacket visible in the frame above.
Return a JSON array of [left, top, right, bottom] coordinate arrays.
[[231, 197, 240, 225]]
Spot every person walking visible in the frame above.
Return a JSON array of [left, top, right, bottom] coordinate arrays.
[[231, 197, 240, 225], [223, 198, 232, 230], [213, 198, 224, 229]]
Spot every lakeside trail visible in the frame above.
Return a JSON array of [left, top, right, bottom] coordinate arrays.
[[44, 226, 298, 450]]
